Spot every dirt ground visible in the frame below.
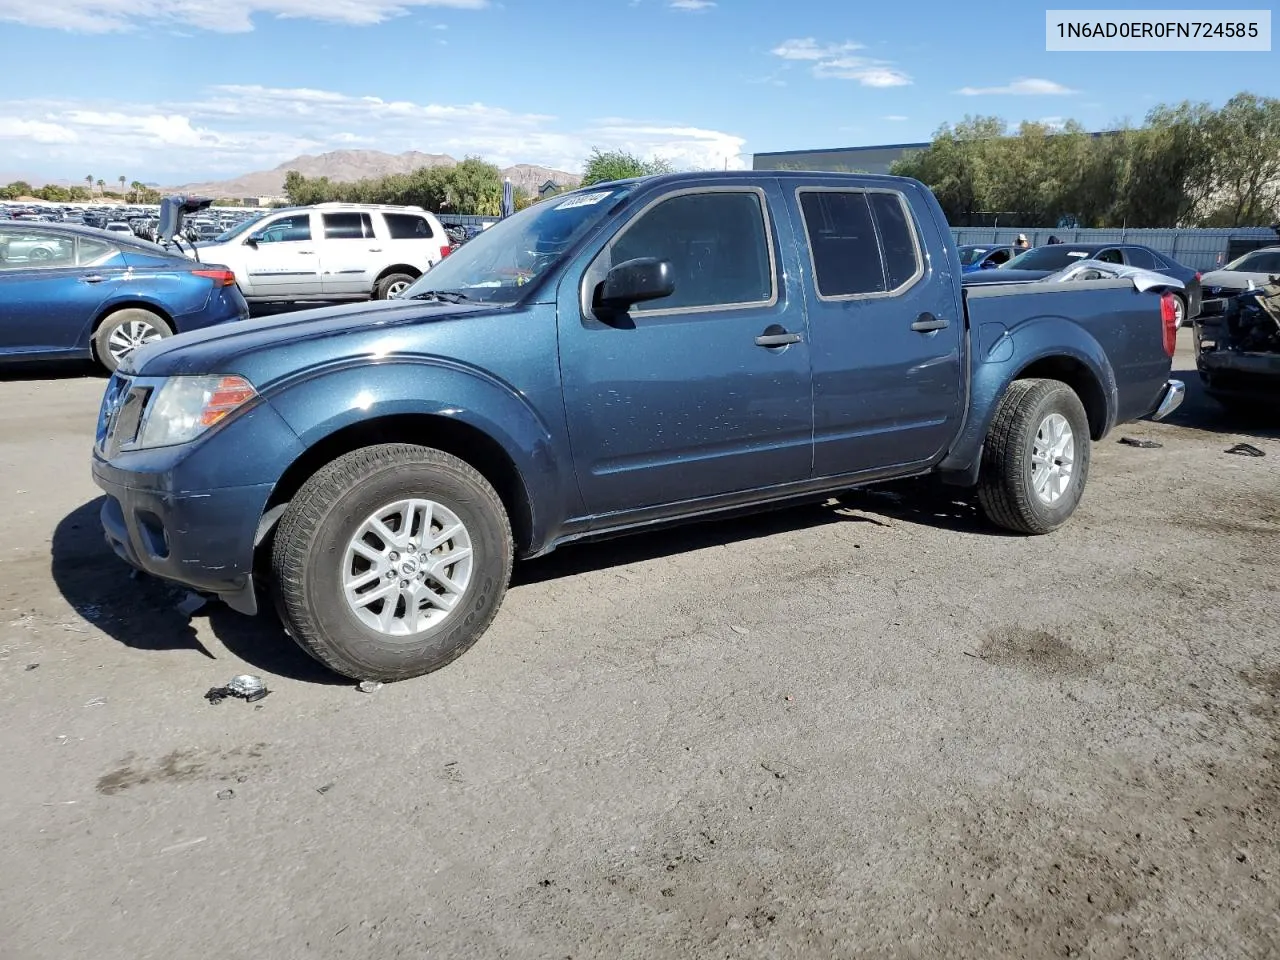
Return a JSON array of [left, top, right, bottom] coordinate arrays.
[[0, 333, 1276, 960]]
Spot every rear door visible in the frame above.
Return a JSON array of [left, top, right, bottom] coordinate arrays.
[[318, 211, 378, 296], [790, 182, 964, 475], [242, 212, 320, 298], [557, 181, 813, 517], [0, 230, 123, 355]]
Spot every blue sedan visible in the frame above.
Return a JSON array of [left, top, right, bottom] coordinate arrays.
[[0, 223, 249, 373], [957, 244, 1015, 273]]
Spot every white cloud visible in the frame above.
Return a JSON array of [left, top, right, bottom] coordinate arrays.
[[0, 117, 78, 143], [669, 0, 714, 8], [771, 38, 864, 60], [0, 0, 486, 33], [883, 115, 908, 122], [771, 37, 910, 87], [955, 78, 1078, 96], [0, 86, 748, 182]]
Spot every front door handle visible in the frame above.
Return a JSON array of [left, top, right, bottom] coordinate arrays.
[[80, 275, 106, 284], [755, 325, 803, 347], [911, 313, 949, 332], [368, 248, 383, 253]]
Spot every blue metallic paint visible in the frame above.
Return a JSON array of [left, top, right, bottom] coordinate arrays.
[[93, 171, 1178, 616]]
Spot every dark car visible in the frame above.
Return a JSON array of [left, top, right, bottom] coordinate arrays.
[[0, 222, 249, 372], [956, 244, 1015, 273], [966, 242, 1202, 325], [1193, 280, 1280, 411], [93, 171, 1182, 682]]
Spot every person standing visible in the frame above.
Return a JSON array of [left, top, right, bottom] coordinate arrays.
[[1013, 234, 1030, 252]]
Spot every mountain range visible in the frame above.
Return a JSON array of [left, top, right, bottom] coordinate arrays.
[[168, 150, 581, 199]]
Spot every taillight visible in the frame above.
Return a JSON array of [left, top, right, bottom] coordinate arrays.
[[192, 268, 236, 287], [1160, 293, 1178, 356], [1194, 272, 1201, 282], [439, 245, 452, 260]]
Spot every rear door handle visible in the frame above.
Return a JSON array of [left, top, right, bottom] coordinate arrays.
[[755, 331, 803, 347], [80, 275, 106, 284], [297, 250, 314, 255], [368, 248, 383, 253], [911, 313, 949, 332]]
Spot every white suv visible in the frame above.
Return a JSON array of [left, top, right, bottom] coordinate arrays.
[[196, 203, 450, 303]]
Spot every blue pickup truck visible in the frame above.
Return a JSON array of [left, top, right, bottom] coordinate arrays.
[[92, 172, 1184, 681]]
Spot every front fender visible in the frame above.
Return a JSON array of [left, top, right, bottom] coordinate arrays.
[[262, 357, 573, 551], [942, 315, 1118, 471]]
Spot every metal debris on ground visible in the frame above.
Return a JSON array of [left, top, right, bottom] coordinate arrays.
[[175, 592, 207, 617], [205, 674, 270, 704], [24, 663, 38, 671], [84, 696, 107, 707], [216, 788, 235, 800], [1225, 443, 1266, 457], [1119, 436, 1163, 449], [316, 782, 335, 795], [357, 680, 383, 694]]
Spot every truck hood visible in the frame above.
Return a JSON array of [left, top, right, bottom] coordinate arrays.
[[121, 299, 503, 380]]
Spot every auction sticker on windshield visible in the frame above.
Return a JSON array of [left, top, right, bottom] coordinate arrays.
[[556, 191, 613, 210]]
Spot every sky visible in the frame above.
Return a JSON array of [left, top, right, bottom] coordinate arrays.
[[0, 0, 1274, 184]]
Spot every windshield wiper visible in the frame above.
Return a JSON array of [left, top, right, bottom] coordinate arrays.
[[407, 289, 473, 304]]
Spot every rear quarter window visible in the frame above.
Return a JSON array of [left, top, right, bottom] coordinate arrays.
[[384, 213, 435, 240]]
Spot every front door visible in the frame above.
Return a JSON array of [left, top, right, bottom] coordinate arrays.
[[0, 230, 122, 356], [558, 183, 813, 519], [243, 212, 321, 298], [319, 211, 378, 297], [789, 183, 964, 475]]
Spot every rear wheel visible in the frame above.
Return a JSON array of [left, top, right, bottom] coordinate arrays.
[[93, 308, 173, 373], [270, 444, 513, 682], [1170, 293, 1187, 328], [977, 378, 1091, 535], [374, 273, 416, 300]]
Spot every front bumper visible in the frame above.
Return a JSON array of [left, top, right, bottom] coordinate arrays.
[[1148, 379, 1186, 421], [1196, 349, 1280, 402], [94, 463, 273, 614]]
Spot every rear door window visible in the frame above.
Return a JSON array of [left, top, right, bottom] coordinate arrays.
[[322, 212, 374, 240], [1122, 247, 1157, 269], [797, 188, 923, 298], [1096, 248, 1124, 264]]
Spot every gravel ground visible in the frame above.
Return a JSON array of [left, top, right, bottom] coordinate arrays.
[[0, 334, 1276, 960]]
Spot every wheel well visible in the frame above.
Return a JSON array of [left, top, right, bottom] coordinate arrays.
[[375, 265, 422, 285], [1013, 356, 1108, 439], [89, 302, 175, 360], [264, 414, 533, 552]]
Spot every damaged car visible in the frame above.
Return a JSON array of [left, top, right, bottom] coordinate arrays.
[[1193, 278, 1280, 411]]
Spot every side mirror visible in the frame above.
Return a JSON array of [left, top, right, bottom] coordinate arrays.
[[980, 260, 997, 269], [596, 257, 674, 314], [244, 236, 259, 248]]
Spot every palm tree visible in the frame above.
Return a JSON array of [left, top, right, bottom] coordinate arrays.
[[118, 176, 126, 198], [96, 179, 105, 198], [131, 180, 143, 203], [85, 175, 93, 194]]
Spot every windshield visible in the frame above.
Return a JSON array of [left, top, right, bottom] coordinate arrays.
[[1002, 246, 1092, 271], [1224, 249, 1280, 273], [401, 186, 633, 304], [213, 213, 266, 243], [957, 246, 991, 266]]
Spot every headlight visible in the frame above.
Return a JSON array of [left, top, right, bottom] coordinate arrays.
[[135, 375, 257, 449]]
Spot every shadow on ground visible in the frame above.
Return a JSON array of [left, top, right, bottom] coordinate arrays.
[[0, 359, 102, 382], [50, 498, 345, 684]]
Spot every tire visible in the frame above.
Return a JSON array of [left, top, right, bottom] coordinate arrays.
[[977, 378, 1091, 535], [270, 444, 513, 682], [93, 308, 173, 373], [1170, 293, 1187, 328], [374, 273, 416, 300]]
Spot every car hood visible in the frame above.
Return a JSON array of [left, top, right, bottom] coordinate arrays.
[[120, 299, 506, 382], [961, 268, 1052, 285], [1200, 268, 1277, 291]]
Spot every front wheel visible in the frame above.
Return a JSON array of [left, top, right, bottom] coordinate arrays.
[[270, 444, 513, 681], [93, 308, 173, 373], [977, 378, 1091, 535]]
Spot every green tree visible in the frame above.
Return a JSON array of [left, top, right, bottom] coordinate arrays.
[[1200, 92, 1280, 226], [580, 148, 673, 186], [0, 181, 33, 199]]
